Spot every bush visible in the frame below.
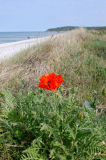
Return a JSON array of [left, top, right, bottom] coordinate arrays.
[[0, 88, 106, 159]]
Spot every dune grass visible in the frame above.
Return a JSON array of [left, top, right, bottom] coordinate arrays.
[[0, 28, 105, 101], [0, 28, 106, 160]]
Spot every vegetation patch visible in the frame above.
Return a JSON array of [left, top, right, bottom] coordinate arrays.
[[0, 28, 106, 159], [0, 88, 106, 159], [84, 39, 106, 58]]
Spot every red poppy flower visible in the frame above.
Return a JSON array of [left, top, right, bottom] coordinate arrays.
[[38, 72, 64, 92]]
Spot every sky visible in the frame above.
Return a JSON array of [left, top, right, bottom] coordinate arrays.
[[0, 0, 106, 31]]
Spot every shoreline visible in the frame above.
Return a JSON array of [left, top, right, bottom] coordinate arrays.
[[0, 36, 51, 61]]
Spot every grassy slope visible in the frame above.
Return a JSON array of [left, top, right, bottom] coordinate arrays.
[[0, 27, 106, 160], [0, 28, 106, 101]]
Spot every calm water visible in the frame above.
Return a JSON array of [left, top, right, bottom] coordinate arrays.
[[0, 31, 59, 44]]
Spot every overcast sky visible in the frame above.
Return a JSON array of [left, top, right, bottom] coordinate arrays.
[[0, 0, 106, 31]]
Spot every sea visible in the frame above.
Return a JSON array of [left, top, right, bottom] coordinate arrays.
[[0, 31, 60, 44]]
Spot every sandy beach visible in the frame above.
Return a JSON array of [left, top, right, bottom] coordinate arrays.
[[0, 36, 51, 61]]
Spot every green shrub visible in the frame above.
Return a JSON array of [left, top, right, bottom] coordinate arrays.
[[0, 88, 106, 159]]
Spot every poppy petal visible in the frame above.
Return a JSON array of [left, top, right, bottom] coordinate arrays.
[[38, 72, 64, 92]]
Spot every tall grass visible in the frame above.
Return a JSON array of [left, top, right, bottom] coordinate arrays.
[[0, 28, 105, 101], [0, 28, 106, 159]]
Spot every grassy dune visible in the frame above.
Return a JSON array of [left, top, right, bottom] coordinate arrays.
[[0, 28, 106, 101], [0, 28, 106, 159]]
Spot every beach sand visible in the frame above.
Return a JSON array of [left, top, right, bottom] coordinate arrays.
[[0, 36, 51, 61]]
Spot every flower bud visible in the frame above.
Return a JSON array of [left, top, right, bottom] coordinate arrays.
[[77, 112, 85, 119]]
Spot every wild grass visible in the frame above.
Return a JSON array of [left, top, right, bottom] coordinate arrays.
[[0, 28, 105, 101], [0, 28, 106, 159]]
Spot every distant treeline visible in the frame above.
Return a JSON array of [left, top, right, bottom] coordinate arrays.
[[47, 26, 106, 31]]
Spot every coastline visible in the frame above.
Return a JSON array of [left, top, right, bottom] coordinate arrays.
[[0, 36, 51, 61]]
